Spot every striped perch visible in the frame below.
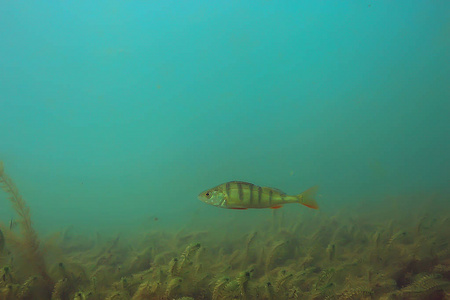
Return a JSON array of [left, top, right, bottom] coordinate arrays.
[[198, 181, 319, 210]]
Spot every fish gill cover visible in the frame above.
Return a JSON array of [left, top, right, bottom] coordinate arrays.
[[0, 1, 449, 299]]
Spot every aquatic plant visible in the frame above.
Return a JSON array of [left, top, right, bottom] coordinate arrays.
[[212, 276, 230, 300], [0, 160, 449, 299], [399, 273, 449, 298], [0, 161, 53, 297], [0, 229, 4, 256]]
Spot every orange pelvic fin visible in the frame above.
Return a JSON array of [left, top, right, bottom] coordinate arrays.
[[270, 205, 283, 209]]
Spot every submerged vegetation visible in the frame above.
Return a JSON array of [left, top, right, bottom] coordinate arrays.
[[0, 161, 449, 299]]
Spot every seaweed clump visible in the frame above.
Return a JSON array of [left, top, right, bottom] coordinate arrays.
[[0, 161, 53, 298]]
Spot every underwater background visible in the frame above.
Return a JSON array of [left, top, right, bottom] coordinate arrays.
[[0, 1, 449, 299]]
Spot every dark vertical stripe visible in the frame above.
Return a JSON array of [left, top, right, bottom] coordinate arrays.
[[238, 182, 243, 202], [249, 184, 253, 205], [269, 189, 273, 206], [258, 187, 262, 206], [226, 182, 230, 197]]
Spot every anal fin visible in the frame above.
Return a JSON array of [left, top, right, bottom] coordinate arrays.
[[270, 205, 283, 209]]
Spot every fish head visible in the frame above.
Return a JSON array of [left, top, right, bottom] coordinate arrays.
[[198, 187, 227, 208]]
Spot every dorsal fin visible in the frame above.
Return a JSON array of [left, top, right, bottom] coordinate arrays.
[[228, 181, 253, 185]]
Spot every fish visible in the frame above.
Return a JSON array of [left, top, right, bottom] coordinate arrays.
[[198, 181, 319, 210]]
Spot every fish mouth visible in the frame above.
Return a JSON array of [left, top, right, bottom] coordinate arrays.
[[198, 194, 209, 203]]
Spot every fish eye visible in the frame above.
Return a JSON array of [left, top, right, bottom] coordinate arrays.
[[205, 192, 210, 196]]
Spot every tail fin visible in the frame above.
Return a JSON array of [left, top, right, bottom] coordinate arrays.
[[298, 186, 319, 209]]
